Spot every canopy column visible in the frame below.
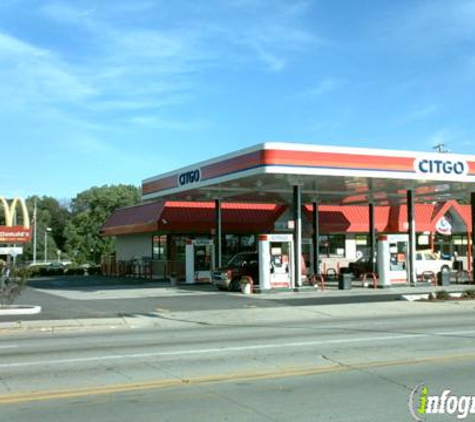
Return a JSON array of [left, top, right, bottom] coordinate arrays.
[[407, 190, 416, 285], [214, 198, 222, 269], [312, 201, 320, 275], [293, 185, 302, 287]]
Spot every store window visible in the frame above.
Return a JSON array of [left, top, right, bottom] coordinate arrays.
[[417, 234, 431, 248], [355, 235, 369, 259], [319, 234, 345, 257], [222, 234, 256, 264], [433, 233, 468, 259], [173, 235, 188, 260], [240, 234, 256, 252], [152, 235, 168, 260], [434, 233, 452, 259], [452, 235, 468, 257]]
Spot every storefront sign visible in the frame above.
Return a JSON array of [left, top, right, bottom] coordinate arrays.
[[0, 226, 31, 243], [178, 169, 201, 187], [415, 159, 468, 176], [0, 196, 31, 243], [435, 216, 452, 236]]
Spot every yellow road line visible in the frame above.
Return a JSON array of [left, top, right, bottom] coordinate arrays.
[[1, 353, 475, 405]]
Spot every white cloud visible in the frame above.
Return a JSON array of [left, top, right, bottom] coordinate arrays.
[[0, 31, 97, 106], [0, 1, 321, 130]]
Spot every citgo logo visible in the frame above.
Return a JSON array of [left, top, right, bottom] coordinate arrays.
[[178, 169, 201, 187], [414, 158, 468, 176]]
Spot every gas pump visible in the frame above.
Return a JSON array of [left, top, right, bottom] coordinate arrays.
[[258, 234, 294, 290], [377, 234, 409, 287], [185, 238, 215, 284]]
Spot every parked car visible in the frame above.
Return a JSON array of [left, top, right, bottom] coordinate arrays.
[[415, 251, 451, 277], [213, 252, 259, 291], [213, 251, 308, 291], [348, 251, 451, 279]]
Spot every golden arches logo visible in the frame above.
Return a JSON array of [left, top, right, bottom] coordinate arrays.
[[0, 197, 30, 229]]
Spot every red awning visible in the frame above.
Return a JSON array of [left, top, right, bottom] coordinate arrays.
[[102, 201, 472, 237], [303, 205, 390, 233], [100, 202, 165, 236], [101, 201, 287, 236]]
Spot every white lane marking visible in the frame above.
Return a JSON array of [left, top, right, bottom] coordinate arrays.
[[0, 333, 435, 369], [434, 330, 475, 336], [0, 329, 473, 369], [0, 345, 18, 349]]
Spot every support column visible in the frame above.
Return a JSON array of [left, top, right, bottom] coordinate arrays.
[[215, 198, 222, 269], [369, 202, 376, 274], [312, 201, 320, 275], [471, 192, 475, 282], [293, 185, 302, 288], [407, 190, 416, 285]]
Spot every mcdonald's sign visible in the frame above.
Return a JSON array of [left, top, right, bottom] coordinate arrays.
[[0, 197, 31, 243]]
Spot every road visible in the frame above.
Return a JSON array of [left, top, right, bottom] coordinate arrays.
[[1, 309, 475, 421]]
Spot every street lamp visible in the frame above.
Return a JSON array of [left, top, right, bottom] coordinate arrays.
[[44, 227, 52, 263]]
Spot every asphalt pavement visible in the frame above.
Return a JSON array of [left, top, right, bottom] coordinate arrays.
[[2, 276, 475, 322], [1, 306, 475, 421]]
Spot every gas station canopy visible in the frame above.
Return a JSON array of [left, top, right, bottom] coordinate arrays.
[[142, 143, 475, 205]]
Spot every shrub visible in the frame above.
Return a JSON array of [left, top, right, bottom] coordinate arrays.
[[1, 266, 29, 307], [462, 290, 475, 299], [64, 266, 84, 276], [88, 265, 101, 275], [435, 290, 451, 301]]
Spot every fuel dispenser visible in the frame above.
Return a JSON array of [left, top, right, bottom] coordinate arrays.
[[185, 238, 215, 284], [377, 234, 409, 287], [258, 234, 294, 290]]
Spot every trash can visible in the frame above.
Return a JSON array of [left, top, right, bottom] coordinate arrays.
[[437, 267, 450, 286], [338, 271, 353, 290]]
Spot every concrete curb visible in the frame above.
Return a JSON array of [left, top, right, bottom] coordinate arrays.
[[1, 300, 474, 335], [0, 305, 42, 316], [0, 318, 130, 334]]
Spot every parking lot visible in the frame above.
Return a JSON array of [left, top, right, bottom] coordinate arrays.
[[1, 275, 473, 324]]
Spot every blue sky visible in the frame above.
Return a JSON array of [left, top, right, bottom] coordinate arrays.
[[1, 0, 474, 199]]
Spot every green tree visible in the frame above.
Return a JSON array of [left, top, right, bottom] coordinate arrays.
[[22, 196, 71, 263], [65, 185, 141, 264]]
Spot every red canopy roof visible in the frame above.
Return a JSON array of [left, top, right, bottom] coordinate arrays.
[[102, 201, 472, 236], [303, 205, 390, 233], [101, 202, 165, 236], [101, 201, 286, 236]]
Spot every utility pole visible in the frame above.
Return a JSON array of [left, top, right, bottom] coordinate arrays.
[[433, 143, 449, 153], [33, 199, 37, 264]]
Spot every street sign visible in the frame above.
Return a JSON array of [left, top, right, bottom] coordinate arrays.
[[0, 246, 23, 256]]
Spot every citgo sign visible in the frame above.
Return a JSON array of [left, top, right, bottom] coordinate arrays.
[[0, 197, 31, 243], [414, 158, 468, 176], [178, 169, 201, 187]]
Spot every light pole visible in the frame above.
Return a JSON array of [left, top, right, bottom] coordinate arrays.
[[44, 227, 52, 263]]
